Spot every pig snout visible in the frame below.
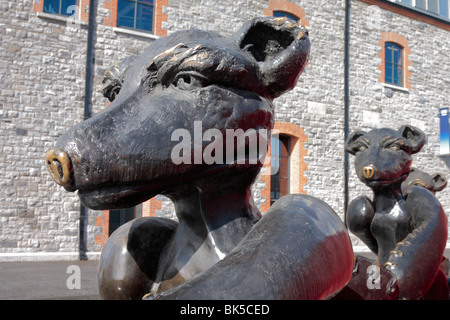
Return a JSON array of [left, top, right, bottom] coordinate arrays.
[[45, 147, 75, 191], [362, 165, 376, 180]]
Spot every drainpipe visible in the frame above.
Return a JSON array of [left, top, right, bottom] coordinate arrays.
[[343, 0, 351, 219], [80, 0, 97, 260]]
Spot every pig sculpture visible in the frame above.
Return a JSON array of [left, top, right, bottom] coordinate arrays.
[[344, 126, 449, 300], [45, 17, 354, 300]]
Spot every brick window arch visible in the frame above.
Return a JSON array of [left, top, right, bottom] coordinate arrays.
[[260, 122, 308, 213], [378, 32, 412, 90], [264, 0, 309, 27]]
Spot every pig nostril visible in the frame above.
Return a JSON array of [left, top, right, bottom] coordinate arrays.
[[362, 165, 376, 180], [45, 148, 73, 189]]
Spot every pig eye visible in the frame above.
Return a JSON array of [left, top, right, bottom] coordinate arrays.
[[358, 145, 367, 152], [349, 142, 368, 154], [172, 72, 208, 90]]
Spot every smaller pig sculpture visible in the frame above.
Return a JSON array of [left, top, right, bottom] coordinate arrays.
[[345, 125, 448, 300]]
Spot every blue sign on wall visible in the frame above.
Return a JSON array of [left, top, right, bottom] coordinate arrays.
[[440, 107, 450, 155]]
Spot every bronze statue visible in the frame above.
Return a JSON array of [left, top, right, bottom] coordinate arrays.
[[401, 167, 447, 196], [45, 17, 354, 300], [344, 126, 449, 299]]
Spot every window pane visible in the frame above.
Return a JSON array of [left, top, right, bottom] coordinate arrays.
[[401, 0, 413, 5], [140, 0, 154, 4], [393, 65, 403, 86], [61, 0, 78, 16], [273, 11, 299, 22], [123, 207, 135, 222], [385, 62, 393, 84], [270, 136, 280, 174], [117, 0, 136, 29], [429, 0, 439, 13], [385, 43, 393, 63], [109, 207, 135, 236], [393, 46, 402, 65], [136, 2, 154, 32], [440, 0, 449, 18], [415, 0, 427, 10], [44, 0, 60, 14], [270, 135, 290, 203]]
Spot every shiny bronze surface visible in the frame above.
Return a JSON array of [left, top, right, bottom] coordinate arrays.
[[46, 17, 356, 300]]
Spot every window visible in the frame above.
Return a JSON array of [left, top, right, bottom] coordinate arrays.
[[117, 0, 154, 33], [396, 0, 450, 20], [273, 10, 300, 22], [260, 122, 307, 213], [264, 0, 309, 27], [108, 205, 141, 236], [378, 32, 411, 90], [270, 135, 291, 205], [43, 0, 77, 16], [385, 42, 403, 87]]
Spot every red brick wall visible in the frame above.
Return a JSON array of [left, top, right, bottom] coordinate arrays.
[[142, 198, 162, 217], [103, 0, 117, 27], [95, 210, 110, 249]]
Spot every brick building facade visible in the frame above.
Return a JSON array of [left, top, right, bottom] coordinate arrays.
[[1, 0, 449, 260]]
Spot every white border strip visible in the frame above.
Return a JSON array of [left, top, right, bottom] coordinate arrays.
[[113, 27, 160, 40], [1, 243, 448, 262], [0, 252, 100, 262], [36, 11, 87, 26]]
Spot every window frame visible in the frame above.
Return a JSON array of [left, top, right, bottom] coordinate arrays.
[[43, 0, 79, 16], [378, 32, 412, 90], [393, 0, 450, 21], [273, 10, 300, 22], [117, 0, 156, 34], [384, 42, 404, 87], [270, 134, 291, 205]]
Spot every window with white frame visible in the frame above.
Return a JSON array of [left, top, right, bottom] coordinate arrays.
[[43, 0, 78, 16], [390, 0, 450, 20], [117, 0, 154, 33]]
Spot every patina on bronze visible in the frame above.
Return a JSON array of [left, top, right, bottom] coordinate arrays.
[[45, 17, 354, 300], [344, 125, 449, 300]]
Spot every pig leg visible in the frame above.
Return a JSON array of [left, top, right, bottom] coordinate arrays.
[[98, 217, 178, 300]]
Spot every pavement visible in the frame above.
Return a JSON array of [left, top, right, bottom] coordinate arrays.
[[0, 249, 448, 300], [0, 260, 100, 300]]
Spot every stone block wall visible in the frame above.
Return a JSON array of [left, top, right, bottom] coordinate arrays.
[[0, 0, 88, 255], [1, 0, 449, 259]]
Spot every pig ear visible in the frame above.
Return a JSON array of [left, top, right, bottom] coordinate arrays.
[[345, 130, 367, 155], [102, 56, 135, 102], [432, 173, 447, 192], [398, 125, 426, 154], [235, 17, 310, 98]]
